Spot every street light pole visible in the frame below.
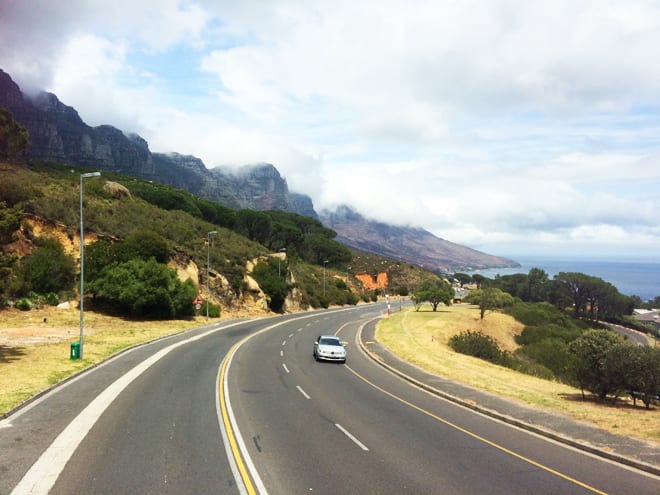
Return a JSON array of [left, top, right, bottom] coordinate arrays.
[[79, 171, 101, 359], [207, 231, 217, 320]]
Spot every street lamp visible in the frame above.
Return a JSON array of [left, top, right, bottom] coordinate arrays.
[[79, 171, 101, 359], [323, 260, 328, 297], [278, 247, 286, 277], [207, 231, 217, 320]]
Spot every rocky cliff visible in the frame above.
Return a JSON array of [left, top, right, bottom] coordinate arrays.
[[320, 205, 518, 273], [0, 69, 310, 216], [1, 68, 517, 271]]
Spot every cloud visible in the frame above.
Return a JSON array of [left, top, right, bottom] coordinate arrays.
[[1, 0, 660, 259]]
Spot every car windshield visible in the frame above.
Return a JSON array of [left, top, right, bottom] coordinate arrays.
[[319, 337, 341, 346]]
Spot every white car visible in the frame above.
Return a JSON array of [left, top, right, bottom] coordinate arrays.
[[313, 335, 347, 363]]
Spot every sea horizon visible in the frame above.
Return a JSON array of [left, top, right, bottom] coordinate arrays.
[[467, 256, 660, 302]]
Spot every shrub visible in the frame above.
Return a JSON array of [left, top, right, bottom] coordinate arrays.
[[45, 292, 59, 306], [516, 338, 575, 381], [251, 259, 289, 312], [14, 237, 76, 296], [88, 258, 197, 319], [449, 330, 506, 364], [15, 298, 32, 311], [515, 323, 579, 346]]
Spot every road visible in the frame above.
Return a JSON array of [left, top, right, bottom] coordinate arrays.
[[1, 303, 658, 494]]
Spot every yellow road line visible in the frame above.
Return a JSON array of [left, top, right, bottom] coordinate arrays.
[[345, 364, 608, 495], [219, 341, 257, 495]]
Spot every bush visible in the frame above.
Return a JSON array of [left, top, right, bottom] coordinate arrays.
[[14, 237, 76, 296], [515, 323, 579, 346], [88, 258, 197, 319], [15, 298, 32, 311], [449, 330, 507, 364], [45, 292, 59, 306], [516, 338, 575, 381], [251, 259, 289, 312]]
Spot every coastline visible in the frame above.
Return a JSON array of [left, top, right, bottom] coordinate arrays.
[[469, 257, 660, 301]]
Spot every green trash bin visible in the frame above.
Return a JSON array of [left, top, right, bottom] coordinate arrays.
[[70, 341, 80, 360]]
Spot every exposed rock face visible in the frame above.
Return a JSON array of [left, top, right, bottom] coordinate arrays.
[[0, 69, 313, 215], [0, 72, 154, 174], [320, 205, 519, 273]]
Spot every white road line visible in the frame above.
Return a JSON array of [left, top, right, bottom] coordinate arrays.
[[296, 386, 311, 399], [282, 340, 287, 346], [10, 321, 245, 495], [282, 363, 290, 374], [297, 328, 303, 332], [288, 333, 294, 338], [280, 350, 284, 357], [335, 424, 369, 451]]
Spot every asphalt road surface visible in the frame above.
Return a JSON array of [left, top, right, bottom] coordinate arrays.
[[1, 303, 658, 494]]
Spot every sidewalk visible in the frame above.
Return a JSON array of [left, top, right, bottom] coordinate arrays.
[[359, 319, 660, 476]]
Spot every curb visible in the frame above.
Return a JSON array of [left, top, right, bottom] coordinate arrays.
[[357, 317, 660, 477]]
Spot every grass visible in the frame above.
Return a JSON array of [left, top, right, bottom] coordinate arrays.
[[377, 304, 659, 443], [0, 306, 203, 415]]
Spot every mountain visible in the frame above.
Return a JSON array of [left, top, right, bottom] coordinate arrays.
[[0, 69, 311, 216], [320, 205, 517, 273], [1, 68, 515, 271]]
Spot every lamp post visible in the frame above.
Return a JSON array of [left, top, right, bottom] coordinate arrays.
[[323, 260, 328, 297], [207, 230, 217, 320], [79, 171, 101, 359], [278, 247, 286, 277]]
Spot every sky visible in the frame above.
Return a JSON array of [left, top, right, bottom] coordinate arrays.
[[1, 0, 659, 261]]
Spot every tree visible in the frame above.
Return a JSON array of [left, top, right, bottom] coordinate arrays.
[[465, 287, 514, 319], [413, 279, 453, 311], [526, 268, 549, 302], [0, 106, 30, 161], [568, 329, 626, 399], [553, 272, 590, 316], [471, 274, 489, 289], [626, 346, 660, 409], [235, 209, 272, 245], [453, 272, 472, 287]]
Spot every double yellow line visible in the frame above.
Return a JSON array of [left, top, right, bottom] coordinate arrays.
[[218, 339, 258, 495]]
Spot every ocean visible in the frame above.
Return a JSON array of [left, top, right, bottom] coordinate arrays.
[[466, 257, 660, 302]]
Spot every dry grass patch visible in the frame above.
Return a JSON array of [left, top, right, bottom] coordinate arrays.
[[0, 306, 205, 415], [377, 305, 659, 443]]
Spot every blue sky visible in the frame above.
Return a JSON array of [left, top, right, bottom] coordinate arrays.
[[1, 0, 659, 260]]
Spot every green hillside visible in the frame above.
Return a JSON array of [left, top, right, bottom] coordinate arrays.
[[0, 160, 443, 317]]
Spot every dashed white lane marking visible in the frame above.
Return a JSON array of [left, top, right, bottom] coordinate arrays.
[[282, 363, 290, 374], [282, 340, 287, 346], [296, 386, 311, 400], [280, 350, 284, 357], [335, 424, 369, 451]]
